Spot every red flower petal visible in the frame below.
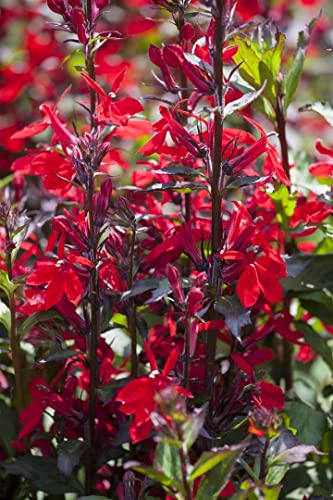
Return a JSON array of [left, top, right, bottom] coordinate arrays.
[[237, 264, 260, 307]]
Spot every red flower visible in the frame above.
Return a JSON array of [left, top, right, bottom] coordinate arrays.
[[116, 343, 192, 443], [253, 381, 284, 411], [26, 253, 93, 310], [81, 68, 143, 126], [219, 203, 286, 307]]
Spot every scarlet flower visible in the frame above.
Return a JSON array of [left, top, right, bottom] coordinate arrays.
[[116, 342, 192, 443], [138, 105, 207, 158], [26, 253, 93, 310], [81, 69, 143, 126], [19, 373, 82, 440], [219, 203, 287, 307], [309, 139, 333, 178]]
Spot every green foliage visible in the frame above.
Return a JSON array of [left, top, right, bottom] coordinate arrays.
[[284, 401, 327, 445], [0, 456, 84, 495]]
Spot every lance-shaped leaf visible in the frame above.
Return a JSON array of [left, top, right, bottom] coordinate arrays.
[[191, 446, 243, 500], [214, 296, 251, 342], [224, 82, 267, 118], [127, 463, 185, 495], [0, 456, 83, 494], [0, 270, 19, 299], [295, 321, 333, 373], [154, 441, 183, 486], [283, 21, 317, 110], [57, 440, 85, 477]]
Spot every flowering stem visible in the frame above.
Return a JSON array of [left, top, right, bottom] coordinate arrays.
[[175, 421, 192, 500], [275, 93, 293, 391], [259, 436, 270, 480], [184, 318, 191, 390], [84, 8, 99, 492], [275, 95, 290, 182], [128, 223, 138, 378], [205, 0, 227, 404], [5, 232, 24, 414], [85, 172, 100, 495]]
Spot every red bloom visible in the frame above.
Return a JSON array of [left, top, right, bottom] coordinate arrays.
[[26, 253, 93, 310], [81, 69, 143, 126], [116, 343, 192, 443]]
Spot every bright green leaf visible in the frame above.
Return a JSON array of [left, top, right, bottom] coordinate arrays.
[[130, 464, 184, 495], [194, 446, 243, 500], [284, 401, 326, 445], [154, 441, 182, 486], [190, 446, 242, 481], [0, 270, 19, 298]]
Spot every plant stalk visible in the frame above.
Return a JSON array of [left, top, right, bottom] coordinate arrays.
[[85, 172, 100, 495], [205, 0, 226, 402], [128, 223, 138, 378], [84, 7, 100, 491], [275, 93, 293, 391], [5, 231, 24, 414], [184, 318, 191, 390]]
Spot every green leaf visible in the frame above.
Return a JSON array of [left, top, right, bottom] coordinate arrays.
[[78, 497, 111, 500], [57, 439, 85, 477], [155, 165, 200, 177], [231, 485, 281, 500], [154, 441, 182, 486], [0, 270, 19, 298], [194, 446, 243, 500], [299, 101, 333, 128], [0, 174, 14, 190], [224, 82, 267, 117], [283, 255, 333, 293], [121, 278, 160, 301], [0, 456, 83, 494], [19, 310, 62, 336], [97, 378, 130, 404], [183, 406, 206, 451], [0, 401, 19, 457], [44, 349, 82, 362], [269, 185, 297, 218], [284, 401, 326, 445], [284, 27, 312, 110], [224, 175, 268, 190], [214, 296, 251, 343], [0, 300, 10, 332], [269, 444, 323, 466], [190, 445, 242, 481], [145, 279, 171, 304], [129, 464, 184, 494], [122, 182, 208, 194], [297, 290, 333, 324], [231, 36, 262, 88], [296, 321, 333, 373]]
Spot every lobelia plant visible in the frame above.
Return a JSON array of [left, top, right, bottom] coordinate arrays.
[[0, 0, 332, 498]]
